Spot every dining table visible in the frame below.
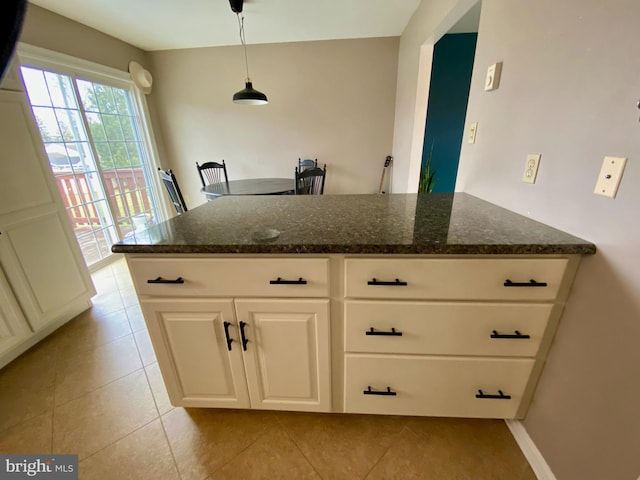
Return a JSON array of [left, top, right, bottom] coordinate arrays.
[[200, 178, 295, 199]]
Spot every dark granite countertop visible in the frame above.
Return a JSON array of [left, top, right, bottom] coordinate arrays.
[[111, 193, 595, 255]]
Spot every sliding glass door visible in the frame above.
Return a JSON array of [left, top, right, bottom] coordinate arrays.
[[20, 66, 160, 268]]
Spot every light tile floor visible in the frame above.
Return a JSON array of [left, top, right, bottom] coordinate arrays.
[[0, 258, 537, 480]]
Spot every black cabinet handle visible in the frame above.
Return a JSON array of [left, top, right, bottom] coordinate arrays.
[[490, 330, 530, 339], [365, 327, 403, 337], [147, 276, 184, 284], [239, 321, 249, 351], [223, 321, 234, 351], [367, 278, 408, 286], [475, 389, 511, 400], [269, 277, 308, 285], [363, 386, 397, 396], [503, 279, 547, 287]]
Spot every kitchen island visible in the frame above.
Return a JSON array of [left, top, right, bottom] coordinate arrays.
[[112, 193, 594, 418]]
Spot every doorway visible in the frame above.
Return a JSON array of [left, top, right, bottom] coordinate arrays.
[[418, 3, 480, 193]]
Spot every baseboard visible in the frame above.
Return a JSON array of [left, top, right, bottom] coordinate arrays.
[[505, 419, 557, 480]]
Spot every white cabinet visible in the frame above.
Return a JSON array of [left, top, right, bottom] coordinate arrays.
[[343, 256, 577, 419], [344, 257, 568, 301], [0, 87, 95, 369], [132, 257, 332, 412], [130, 257, 329, 298], [141, 298, 250, 408], [128, 253, 580, 419], [235, 299, 331, 412], [0, 267, 31, 357], [344, 355, 535, 418]]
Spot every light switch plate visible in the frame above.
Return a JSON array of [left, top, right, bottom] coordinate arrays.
[[594, 156, 627, 198], [522, 154, 541, 184], [468, 122, 478, 144], [484, 62, 502, 91]]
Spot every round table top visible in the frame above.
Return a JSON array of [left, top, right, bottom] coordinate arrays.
[[201, 178, 295, 197]]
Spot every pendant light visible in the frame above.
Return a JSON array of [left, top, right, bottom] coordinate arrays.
[[231, 0, 268, 105]]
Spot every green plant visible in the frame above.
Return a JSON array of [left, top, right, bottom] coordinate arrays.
[[418, 143, 436, 193]]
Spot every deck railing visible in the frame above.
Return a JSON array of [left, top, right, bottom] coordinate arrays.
[[54, 168, 152, 227]]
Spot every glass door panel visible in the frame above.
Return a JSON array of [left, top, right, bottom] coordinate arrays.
[[76, 80, 158, 238], [20, 66, 159, 267]]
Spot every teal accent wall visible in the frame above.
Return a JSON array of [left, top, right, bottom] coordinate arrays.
[[421, 33, 477, 192]]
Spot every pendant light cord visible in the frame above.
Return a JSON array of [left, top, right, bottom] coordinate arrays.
[[236, 13, 251, 82]]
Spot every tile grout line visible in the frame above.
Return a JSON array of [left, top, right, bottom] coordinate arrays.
[[96, 262, 186, 477], [361, 424, 408, 480], [208, 424, 275, 478], [114, 261, 184, 478], [53, 365, 145, 410], [50, 328, 61, 455], [51, 261, 114, 456], [155, 410, 183, 480], [77, 417, 163, 467], [274, 415, 327, 480]]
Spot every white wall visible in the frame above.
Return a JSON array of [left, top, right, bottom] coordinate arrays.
[[148, 37, 399, 207], [391, 0, 478, 193], [19, 4, 148, 72], [456, 1, 640, 478]]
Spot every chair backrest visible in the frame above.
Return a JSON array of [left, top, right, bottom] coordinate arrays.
[[295, 164, 326, 195], [196, 160, 229, 188], [157, 168, 188, 214], [298, 158, 318, 172]]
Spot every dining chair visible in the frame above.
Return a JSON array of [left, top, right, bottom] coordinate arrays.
[[157, 168, 188, 214], [298, 158, 318, 172], [295, 164, 326, 195], [196, 160, 229, 188]]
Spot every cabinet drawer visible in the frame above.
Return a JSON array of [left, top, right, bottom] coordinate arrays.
[[345, 301, 552, 357], [344, 354, 534, 418], [130, 257, 329, 297], [344, 258, 567, 300]]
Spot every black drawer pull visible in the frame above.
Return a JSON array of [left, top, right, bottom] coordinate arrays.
[[147, 276, 184, 284], [269, 277, 308, 285], [503, 279, 547, 287], [239, 321, 249, 351], [490, 330, 530, 339], [475, 389, 511, 400], [363, 386, 397, 396], [365, 327, 403, 337], [367, 278, 408, 286], [223, 321, 234, 351]]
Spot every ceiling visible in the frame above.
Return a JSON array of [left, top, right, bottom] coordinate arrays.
[[28, 0, 426, 52]]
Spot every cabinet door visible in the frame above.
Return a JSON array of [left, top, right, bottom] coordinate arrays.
[[141, 298, 250, 408], [0, 211, 92, 331], [0, 89, 94, 331], [0, 266, 31, 360], [235, 299, 331, 412]]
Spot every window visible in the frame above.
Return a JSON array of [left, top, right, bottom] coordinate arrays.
[[18, 47, 163, 269]]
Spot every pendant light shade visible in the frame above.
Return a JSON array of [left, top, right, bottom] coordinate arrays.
[[233, 81, 268, 105], [232, 2, 268, 105]]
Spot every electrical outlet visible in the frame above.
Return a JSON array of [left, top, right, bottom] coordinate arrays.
[[522, 154, 541, 184], [468, 123, 478, 144], [594, 156, 627, 198]]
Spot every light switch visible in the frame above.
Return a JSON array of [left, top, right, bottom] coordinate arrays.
[[484, 62, 502, 91], [522, 154, 541, 184], [468, 122, 478, 144], [594, 156, 627, 198]]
